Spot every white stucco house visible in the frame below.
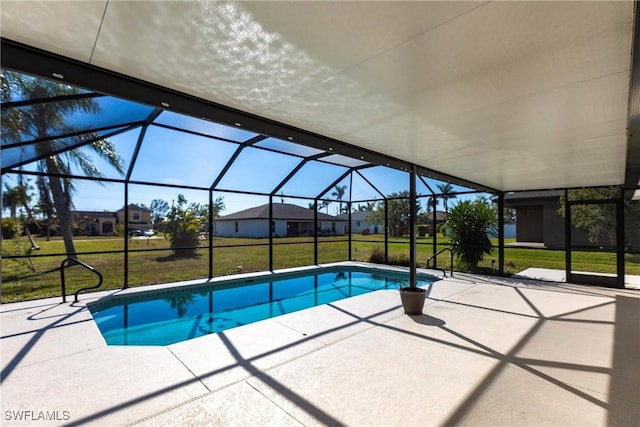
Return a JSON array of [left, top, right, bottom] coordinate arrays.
[[337, 210, 382, 234], [214, 203, 347, 238]]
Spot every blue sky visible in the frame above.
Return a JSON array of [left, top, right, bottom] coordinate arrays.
[[3, 83, 483, 218]]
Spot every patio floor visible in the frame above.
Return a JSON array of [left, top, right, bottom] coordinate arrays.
[[2, 263, 639, 426]]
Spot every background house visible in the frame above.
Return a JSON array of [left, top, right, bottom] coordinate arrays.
[[215, 203, 346, 238], [337, 210, 382, 235], [420, 210, 448, 235], [504, 191, 572, 248], [115, 204, 152, 232], [71, 211, 116, 236]]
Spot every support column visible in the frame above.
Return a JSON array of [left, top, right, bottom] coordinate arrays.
[[348, 202, 352, 261], [616, 189, 625, 289], [432, 196, 437, 265], [564, 189, 571, 282], [498, 192, 505, 276], [269, 196, 273, 271], [209, 190, 213, 279], [124, 183, 129, 288], [384, 199, 389, 262], [410, 165, 417, 287], [314, 200, 319, 265]]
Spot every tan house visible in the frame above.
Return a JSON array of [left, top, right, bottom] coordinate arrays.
[[69, 204, 151, 236], [71, 211, 117, 236], [115, 204, 152, 232]]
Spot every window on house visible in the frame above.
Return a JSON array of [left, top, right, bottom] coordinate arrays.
[[85, 222, 97, 235], [133, 212, 140, 221], [235, 221, 239, 233], [271, 221, 275, 233], [356, 221, 361, 227]]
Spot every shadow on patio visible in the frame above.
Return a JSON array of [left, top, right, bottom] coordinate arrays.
[[1, 275, 638, 426]]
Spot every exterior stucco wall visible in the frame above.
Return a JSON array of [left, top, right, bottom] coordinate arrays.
[[542, 200, 565, 248], [215, 219, 267, 238], [515, 206, 543, 242], [349, 220, 380, 234], [215, 219, 346, 238]]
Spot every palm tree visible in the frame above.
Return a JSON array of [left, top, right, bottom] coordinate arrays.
[[445, 200, 496, 271], [425, 196, 437, 213], [16, 175, 40, 249], [315, 200, 329, 213], [2, 180, 39, 248], [2, 184, 22, 218], [36, 176, 56, 241], [436, 183, 457, 213], [1, 70, 124, 256], [331, 184, 347, 214]]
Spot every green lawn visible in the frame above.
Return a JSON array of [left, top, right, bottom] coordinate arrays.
[[2, 234, 638, 303]]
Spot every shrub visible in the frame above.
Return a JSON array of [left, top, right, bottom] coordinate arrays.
[[369, 246, 386, 263], [165, 194, 206, 257], [2, 217, 20, 239], [388, 253, 410, 266], [113, 223, 123, 237], [445, 200, 497, 271]]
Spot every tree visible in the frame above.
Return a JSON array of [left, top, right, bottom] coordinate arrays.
[[141, 199, 170, 229], [3, 179, 40, 249], [15, 176, 40, 249], [35, 176, 56, 241], [164, 194, 211, 257], [445, 199, 497, 271], [317, 200, 329, 213], [165, 295, 195, 318], [366, 191, 422, 237], [211, 196, 225, 219], [1, 217, 20, 239], [357, 202, 375, 212], [557, 187, 639, 247], [436, 183, 457, 213], [2, 184, 22, 218], [331, 184, 347, 214], [425, 196, 437, 213], [1, 70, 124, 257]]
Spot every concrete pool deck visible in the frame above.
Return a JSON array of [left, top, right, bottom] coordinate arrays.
[[2, 263, 639, 426]]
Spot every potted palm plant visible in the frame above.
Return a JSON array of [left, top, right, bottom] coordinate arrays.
[[445, 199, 496, 272]]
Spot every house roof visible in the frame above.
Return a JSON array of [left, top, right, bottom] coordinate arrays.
[[503, 190, 565, 208], [218, 203, 344, 222], [72, 210, 114, 221], [422, 210, 448, 222], [504, 190, 564, 202], [116, 204, 150, 213], [337, 210, 376, 222]]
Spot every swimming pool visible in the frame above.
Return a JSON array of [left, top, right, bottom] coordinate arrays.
[[88, 266, 436, 346]]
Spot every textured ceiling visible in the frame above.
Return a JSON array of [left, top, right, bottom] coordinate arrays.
[[0, 1, 635, 192]]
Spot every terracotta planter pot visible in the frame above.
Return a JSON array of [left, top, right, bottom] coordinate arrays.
[[399, 287, 426, 315]]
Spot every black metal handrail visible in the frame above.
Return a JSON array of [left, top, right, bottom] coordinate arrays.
[[60, 257, 103, 303], [426, 247, 454, 278]]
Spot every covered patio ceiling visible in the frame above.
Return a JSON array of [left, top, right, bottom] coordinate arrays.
[[1, 1, 639, 195]]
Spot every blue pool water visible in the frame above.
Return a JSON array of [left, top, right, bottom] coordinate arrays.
[[88, 267, 435, 346]]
